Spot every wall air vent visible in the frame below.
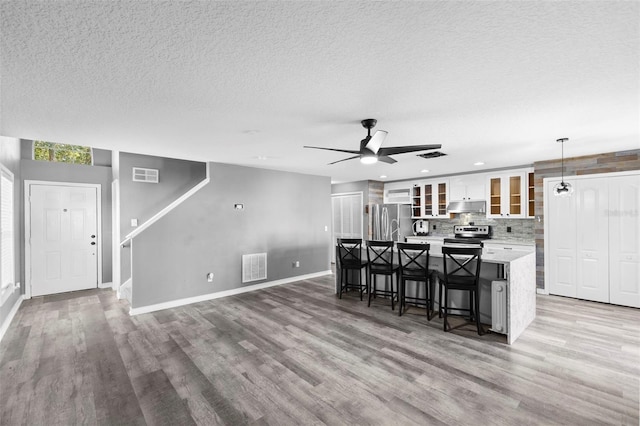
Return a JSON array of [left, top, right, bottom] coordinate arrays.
[[242, 253, 267, 283], [132, 167, 159, 183], [417, 151, 447, 159]]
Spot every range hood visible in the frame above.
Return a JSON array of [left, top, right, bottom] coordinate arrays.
[[446, 200, 486, 213]]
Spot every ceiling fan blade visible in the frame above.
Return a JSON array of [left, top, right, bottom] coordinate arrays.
[[364, 130, 388, 154], [328, 155, 361, 165], [378, 155, 397, 164], [304, 146, 360, 155], [377, 144, 442, 156]]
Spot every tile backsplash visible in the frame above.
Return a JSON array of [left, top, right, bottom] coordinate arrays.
[[424, 213, 534, 242]]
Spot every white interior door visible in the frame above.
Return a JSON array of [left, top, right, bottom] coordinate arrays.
[[575, 179, 609, 303], [30, 184, 98, 297], [547, 179, 577, 298], [331, 193, 363, 263], [609, 175, 640, 308]]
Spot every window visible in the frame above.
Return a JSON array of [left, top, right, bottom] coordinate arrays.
[[33, 141, 92, 165], [0, 164, 15, 305]]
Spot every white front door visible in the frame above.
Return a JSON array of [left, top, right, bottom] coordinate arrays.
[[29, 184, 98, 297]]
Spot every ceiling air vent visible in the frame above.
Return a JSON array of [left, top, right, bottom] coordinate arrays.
[[417, 151, 447, 159]]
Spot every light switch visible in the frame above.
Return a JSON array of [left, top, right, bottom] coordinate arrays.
[[131, 218, 138, 227]]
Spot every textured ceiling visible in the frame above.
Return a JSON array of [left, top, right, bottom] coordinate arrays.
[[1, 1, 638, 183]]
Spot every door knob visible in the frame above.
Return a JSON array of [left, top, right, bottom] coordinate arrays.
[[90, 242, 96, 245]]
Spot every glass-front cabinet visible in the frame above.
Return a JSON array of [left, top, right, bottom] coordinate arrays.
[[486, 172, 526, 218], [410, 179, 448, 218], [527, 171, 535, 217], [411, 185, 422, 218]]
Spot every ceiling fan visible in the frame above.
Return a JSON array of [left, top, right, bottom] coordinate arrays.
[[304, 119, 442, 165]]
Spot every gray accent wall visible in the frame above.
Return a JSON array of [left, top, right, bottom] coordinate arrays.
[[0, 137, 22, 329], [131, 162, 331, 308], [119, 152, 207, 240], [21, 159, 113, 283]]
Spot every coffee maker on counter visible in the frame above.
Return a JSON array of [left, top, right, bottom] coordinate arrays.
[[412, 219, 429, 236]]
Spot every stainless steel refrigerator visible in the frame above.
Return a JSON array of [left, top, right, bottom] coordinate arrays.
[[371, 204, 412, 242]]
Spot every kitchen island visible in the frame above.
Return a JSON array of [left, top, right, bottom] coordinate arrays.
[[335, 239, 536, 344]]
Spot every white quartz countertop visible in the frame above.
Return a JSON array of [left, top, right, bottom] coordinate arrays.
[[402, 237, 534, 263], [405, 235, 534, 247]]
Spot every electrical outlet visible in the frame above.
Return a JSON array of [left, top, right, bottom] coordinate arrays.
[[507, 226, 512, 233], [293, 261, 300, 268], [433, 224, 436, 230], [206, 272, 214, 282]]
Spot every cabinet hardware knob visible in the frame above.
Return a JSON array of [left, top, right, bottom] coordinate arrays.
[[90, 242, 96, 245]]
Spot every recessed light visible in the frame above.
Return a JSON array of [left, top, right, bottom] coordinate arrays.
[[379, 175, 387, 179], [420, 169, 430, 173], [474, 161, 485, 166]]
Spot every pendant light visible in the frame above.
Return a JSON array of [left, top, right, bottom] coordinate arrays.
[[553, 137, 573, 197]]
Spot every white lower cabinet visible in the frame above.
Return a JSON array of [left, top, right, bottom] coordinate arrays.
[[546, 173, 640, 308]]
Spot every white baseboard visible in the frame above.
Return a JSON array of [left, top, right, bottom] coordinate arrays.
[[98, 281, 112, 289], [0, 295, 24, 343], [129, 270, 332, 316], [536, 288, 549, 295]]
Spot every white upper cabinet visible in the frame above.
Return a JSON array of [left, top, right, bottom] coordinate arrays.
[[409, 179, 449, 218], [486, 170, 528, 218], [383, 181, 411, 204], [423, 179, 449, 218], [449, 174, 486, 201]]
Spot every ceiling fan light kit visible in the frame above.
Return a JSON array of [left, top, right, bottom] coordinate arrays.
[[360, 148, 378, 164], [553, 137, 574, 197], [304, 118, 442, 165]]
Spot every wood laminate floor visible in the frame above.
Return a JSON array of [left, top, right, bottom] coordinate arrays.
[[1, 274, 639, 425]]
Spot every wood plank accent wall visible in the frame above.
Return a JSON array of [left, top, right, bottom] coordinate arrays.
[[533, 149, 640, 289]]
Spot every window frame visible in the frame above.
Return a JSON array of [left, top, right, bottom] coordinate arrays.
[[0, 163, 16, 306], [32, 141, 94, 166]]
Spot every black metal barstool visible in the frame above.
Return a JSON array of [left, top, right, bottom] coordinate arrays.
[[439, 245, 484, 335], [337, 238, 368, 300], [439, 239, 484, 319], [397, 243, 437, 319], [366, 240, 399, 310]]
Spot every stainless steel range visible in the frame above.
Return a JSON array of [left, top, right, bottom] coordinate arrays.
[[451, 225, 492, 241]]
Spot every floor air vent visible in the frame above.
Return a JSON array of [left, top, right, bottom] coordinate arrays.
[[417, 151, 447, 159], [242, 253, 267, 283]]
